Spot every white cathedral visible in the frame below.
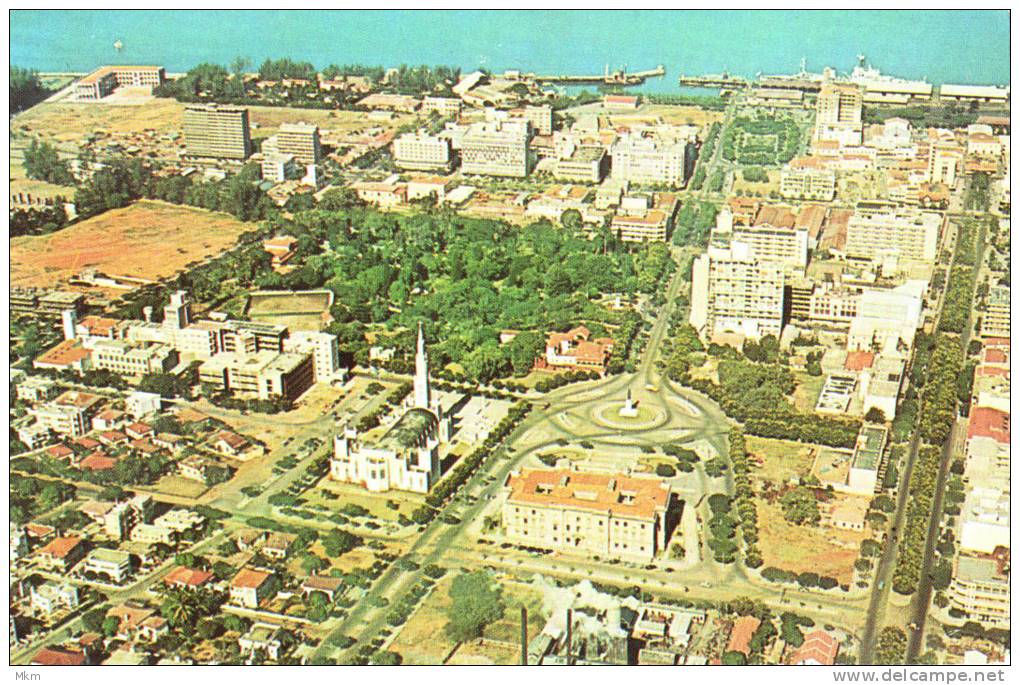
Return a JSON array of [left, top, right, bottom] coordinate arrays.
[[330, 323, 452, 493]]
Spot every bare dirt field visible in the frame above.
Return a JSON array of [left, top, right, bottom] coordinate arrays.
[[11, 99, 413, 147], [392, 576, 545, 665], [11, 200, 256, 288], [246, 290, 332, 331], [756, 500, 864, 585]]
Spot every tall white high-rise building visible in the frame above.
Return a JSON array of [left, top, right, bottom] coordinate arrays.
[[414, 321, 431, 410]]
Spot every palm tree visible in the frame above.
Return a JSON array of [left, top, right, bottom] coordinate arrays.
[[159, 586, 207, 629]]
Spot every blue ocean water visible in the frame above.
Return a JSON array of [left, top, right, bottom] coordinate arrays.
[[9, 10, 1011, 92]]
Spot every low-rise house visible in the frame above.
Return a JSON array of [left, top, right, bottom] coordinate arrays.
[[238, 623, 285, 660], [137, 616, 169, 643], [263, 532, 296, 559], [213, 430, 263, 461], [236, 529, 268, 552], [537, 325, 615, 374], [791, 630, 840, 665], [301, 575, 344, 602], [125, 421, 155, 440], [164, 565, 215, 589], [98, 430, 129, 446], [178, 454, 220, 482], [230, 568, 277, 609], [31, 646, 89, 666], [727, 616, 761, 656], [92, 409, 126, 431], [107, 602, 156, 640]]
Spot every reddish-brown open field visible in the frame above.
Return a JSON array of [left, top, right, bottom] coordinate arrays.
[[11, 200, 256, 288]]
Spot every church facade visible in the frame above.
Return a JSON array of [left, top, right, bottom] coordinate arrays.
[[330, 323, 450, 494]]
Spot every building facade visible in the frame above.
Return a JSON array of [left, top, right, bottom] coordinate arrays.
[[183, 104, 253, 160], [392, 132, 452, 172], [461, 120, 530, 177], [502, 469, 678, 562]]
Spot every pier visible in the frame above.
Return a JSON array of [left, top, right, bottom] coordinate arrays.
[[528, 65, 666, 86], [678, 73, 748, 89]]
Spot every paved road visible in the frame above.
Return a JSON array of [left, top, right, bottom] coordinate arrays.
[[904, 217, 988, 662]]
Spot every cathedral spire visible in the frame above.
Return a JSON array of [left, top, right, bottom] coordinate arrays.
[[414, 321, 430, 409]]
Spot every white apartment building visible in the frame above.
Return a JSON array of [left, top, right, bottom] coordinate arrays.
[[81, 548, 133, 583], [422, 96, 462, 118], [460, 120, 530, 177], [610, 134, 687, 186], [847, 281, 925, 353], [845, 202, 941, 263], [689, 242, 785, 340], [780, 165, 837, 201], [90, 339, 178, 376], [282, 330, 342, 382], [980, 286, 1010, 338], [392, 132, 452, 172]]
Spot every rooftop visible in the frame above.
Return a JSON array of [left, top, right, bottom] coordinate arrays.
[[34, 340, 91, 368], [377, 407, 439, 452], [506, 469, 669, 521], [232, 567, 273, 589]]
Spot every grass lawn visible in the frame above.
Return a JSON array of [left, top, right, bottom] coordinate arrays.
[[756, 500, 864, 585], [150, 474, 209, 499], [11, 200, 256, 288], [731, 168, 781, 197], [791, 371, 826, 413], [746, 436, 817, 484]]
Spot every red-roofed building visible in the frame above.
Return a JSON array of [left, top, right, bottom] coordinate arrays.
[[164, 565, 215, 589], [791, 630, 840, 665], [36, 536, 87, 572], [230, 568, 277, 608], [31, 645, 89, 666], [537, 326, 615, 374], [125, 422, 154, 440], [603, 94, 640, 110], [968, 407, 1010, 445], [33, 339, 92, 372], [46, 444, 74, 460], [80, 453, 117, 471], [727, 616, 761, 656], [844, 351, 876, 372], [98, 430, 129, 446]]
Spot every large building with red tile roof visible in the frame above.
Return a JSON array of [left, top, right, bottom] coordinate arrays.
[[502, 468, 678, 562], [538, 326, 615, 374]]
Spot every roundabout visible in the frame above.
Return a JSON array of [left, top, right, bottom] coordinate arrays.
[[589, 398, 667, 432]]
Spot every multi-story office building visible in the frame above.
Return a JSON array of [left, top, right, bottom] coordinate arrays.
[[502, 469, 679, 563], [90, 340, 178, 376], [927, 141, 964, 187], [723, 205, 810, 272], [198, 351, 314, 402], [521, 104, 554, 136], [28, 391, 103, 438], [611, 192, 680, 243], [815, 82, 863, 146], [272, 122, 321, 166], [260, 154, 300, 183], [817, 83, 864, 126], [554, 145, 609, 183], [845, 202, 941, 263], [74, 65, 165, 101], [780, 165, 837, 201], [422, 96, 462, 118], [461, 120, 530, 177], [392, 132, 452, 171], [689, 243, 786, 340], [980, 285, 1010, 338], [847, 280, 926, 353], [183, 104, 252, 160], [283, 330, 342, 382], [610, 134, 687, 186]]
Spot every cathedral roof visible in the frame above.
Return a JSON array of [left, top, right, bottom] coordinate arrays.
[[377, 407, 438, 452]]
